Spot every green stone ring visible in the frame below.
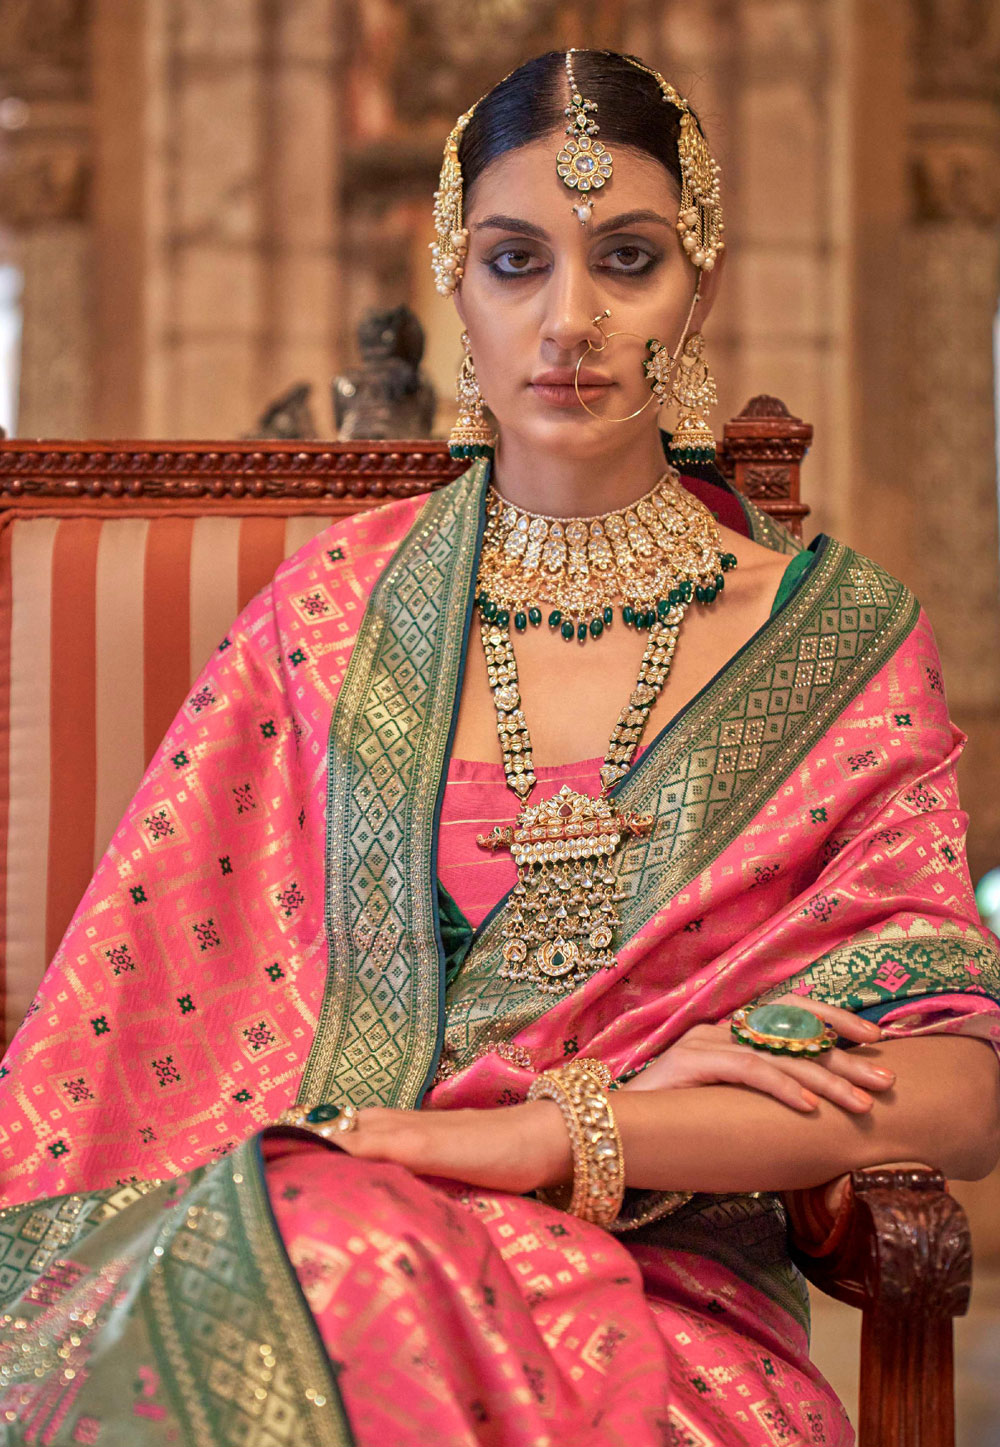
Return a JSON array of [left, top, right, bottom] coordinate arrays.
[[275, 1101, 360, 1137], [730, 1003, 837, 1055]]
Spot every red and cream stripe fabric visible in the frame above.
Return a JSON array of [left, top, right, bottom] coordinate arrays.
[[0, 510, 335, 1047]]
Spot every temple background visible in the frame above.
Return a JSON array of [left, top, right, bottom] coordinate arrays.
[[1, 0, 999, 1435]]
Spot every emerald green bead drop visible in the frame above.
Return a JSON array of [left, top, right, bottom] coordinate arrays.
[[528, 607, 542, 627], [561, 620, 574, 641], [590, 617, 604, 638], [603, 606, 613, 625], [548, 609, 561, 628], [514, 611, 527, 632]]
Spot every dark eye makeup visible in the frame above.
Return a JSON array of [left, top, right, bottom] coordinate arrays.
[[484, 242, 661, 282]]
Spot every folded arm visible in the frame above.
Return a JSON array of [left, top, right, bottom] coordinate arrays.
[[533, 1034, 1000, 1195]]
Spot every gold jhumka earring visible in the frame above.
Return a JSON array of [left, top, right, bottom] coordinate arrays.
[[449, 331, 496, 460]]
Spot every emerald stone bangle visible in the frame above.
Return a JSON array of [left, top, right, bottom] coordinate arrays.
[[730, 1004, 837, 1056]]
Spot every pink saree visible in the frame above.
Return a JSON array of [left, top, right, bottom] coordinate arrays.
[[0, 458, 997, 1445]]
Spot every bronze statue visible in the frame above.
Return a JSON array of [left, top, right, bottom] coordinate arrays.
[[332, 305, 436, 440]]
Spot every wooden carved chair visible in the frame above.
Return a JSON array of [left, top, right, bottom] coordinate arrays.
[[0, 398, 971, 1447]]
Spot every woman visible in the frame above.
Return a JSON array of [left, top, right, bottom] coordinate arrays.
[[0, 48, 998, 1447]]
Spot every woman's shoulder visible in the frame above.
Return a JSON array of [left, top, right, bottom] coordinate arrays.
[[271, 489, 435, 598]]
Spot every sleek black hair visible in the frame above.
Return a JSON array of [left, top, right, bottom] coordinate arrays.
[[460, 50, 699, 207]]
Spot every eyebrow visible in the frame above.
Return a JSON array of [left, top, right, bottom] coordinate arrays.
[[472, 209, 673, 240]]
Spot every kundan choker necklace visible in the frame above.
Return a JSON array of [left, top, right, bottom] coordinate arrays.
[[476, 470, 737, 645], [476, 472, 737, 994]]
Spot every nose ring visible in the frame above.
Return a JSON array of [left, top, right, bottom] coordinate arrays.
[[589, 309, 612, 349], [574, 306, 655, 421]]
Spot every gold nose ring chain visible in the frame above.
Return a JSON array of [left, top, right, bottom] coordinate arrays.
[[573, 284, 703, 421]]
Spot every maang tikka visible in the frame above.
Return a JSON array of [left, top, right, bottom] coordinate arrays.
[[557, 49, 613, 225]]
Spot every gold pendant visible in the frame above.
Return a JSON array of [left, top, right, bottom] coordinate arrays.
[[478, 784, 653, 994]]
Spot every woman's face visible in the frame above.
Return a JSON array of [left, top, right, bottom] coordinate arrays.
[[454, 130, 716, 464]]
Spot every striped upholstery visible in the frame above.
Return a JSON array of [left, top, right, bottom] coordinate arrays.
[[0, 509, 337, 1047]]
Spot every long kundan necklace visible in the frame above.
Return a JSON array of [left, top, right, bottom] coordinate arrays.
[[476, 468, 737, 994]]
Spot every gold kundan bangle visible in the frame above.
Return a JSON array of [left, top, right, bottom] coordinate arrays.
[[527, 1058, 625, 1227]]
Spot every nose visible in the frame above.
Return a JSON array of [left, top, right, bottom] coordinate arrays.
[[540, 257, 606, 359]]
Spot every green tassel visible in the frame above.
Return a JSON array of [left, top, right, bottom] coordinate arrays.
[[667, 443, 716, 466], [448, 441, 495, 462]]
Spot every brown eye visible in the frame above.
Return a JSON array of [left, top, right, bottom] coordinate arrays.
[[601, 245, 658, 275], [487, 249, 545, 280]]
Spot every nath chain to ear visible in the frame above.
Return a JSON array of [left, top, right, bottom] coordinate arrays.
[[573, 282, 703, 422]]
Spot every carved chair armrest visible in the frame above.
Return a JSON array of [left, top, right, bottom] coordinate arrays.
[[784, 1167, 971, 1315], [784, 1168, 972, 1447]]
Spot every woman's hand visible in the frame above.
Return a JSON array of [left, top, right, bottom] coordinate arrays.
[[327, 1100, 571, 1195], [622, 995, 895, 1114]]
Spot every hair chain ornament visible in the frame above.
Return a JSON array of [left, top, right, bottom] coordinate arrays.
[[625, 59, 724, 271], [558, 50, 613, 225], [430, 107, 474, 296], [476, 475, 737, 993]]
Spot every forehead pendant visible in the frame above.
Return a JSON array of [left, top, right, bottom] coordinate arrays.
[[557, 49, 613, 225]]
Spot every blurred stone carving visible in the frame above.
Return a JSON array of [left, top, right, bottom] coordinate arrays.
[[332, 305, 436, 440], [393, 0, 562, 117], [0, 144, 89, 226], [244, 383, 319, 441]]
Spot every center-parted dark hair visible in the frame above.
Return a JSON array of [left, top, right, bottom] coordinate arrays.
[[459, 50, 699, 208]]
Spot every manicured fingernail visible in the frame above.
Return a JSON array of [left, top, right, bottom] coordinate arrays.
[[863, 1022, 881, 1037], [801, 1090, 819, 1109], [870, 1067, 895, 1080], [852, 1088, 873, 1106]]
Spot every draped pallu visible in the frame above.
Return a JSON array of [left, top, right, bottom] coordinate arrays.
[[0, 461, 997, 1445]]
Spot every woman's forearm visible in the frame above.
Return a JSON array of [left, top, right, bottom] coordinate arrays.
[[532, 1036, 1000, 1195]]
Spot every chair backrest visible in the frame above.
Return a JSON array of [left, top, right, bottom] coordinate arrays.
[[0, 399, 811, 1047]]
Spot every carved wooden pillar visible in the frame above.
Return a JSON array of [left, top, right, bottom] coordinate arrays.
[[720, 395, 813, 539], [0, 0, 93, 436], [902, 0, 1000, 885]]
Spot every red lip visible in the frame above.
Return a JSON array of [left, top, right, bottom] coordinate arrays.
[[531, 368, 612, 387]]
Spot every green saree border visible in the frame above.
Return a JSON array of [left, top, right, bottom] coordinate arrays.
[[443, 539, 921, 1066], [740, 493, 803, 556], [300, 461, 488, 1107], [0, 1141, 350, 1446], [757, 916, 1000, 1012], [144, 1138, 350, 1447]]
